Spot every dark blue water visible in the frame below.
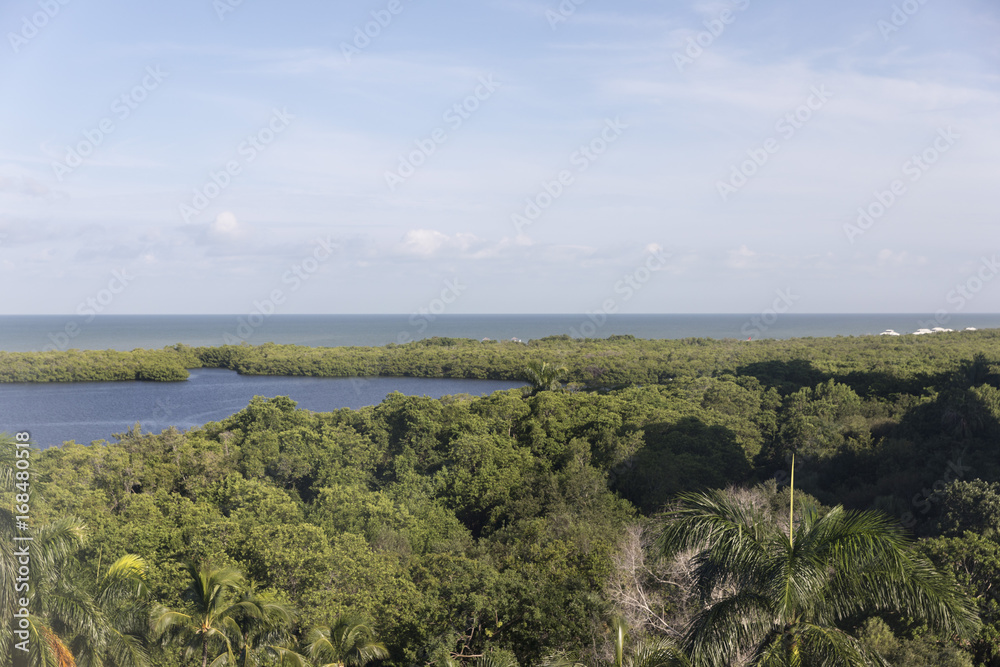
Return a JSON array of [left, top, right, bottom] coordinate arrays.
[[0, 369, 524, 448], [1, 314, 999, 352]]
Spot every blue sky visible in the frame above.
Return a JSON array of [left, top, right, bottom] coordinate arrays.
[[1, 0, 997, 315]]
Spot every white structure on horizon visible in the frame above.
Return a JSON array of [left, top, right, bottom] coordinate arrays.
[[881, 327, 973, 337]]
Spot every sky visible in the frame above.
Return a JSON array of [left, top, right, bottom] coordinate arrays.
[[1, 0, 998, 315]]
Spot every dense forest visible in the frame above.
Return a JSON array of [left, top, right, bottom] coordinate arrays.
[[3, 332, 1000, 666], [3, 329, 1000, 390]]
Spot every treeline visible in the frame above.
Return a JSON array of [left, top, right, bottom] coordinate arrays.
[[4, 329, 1000, 390], [0, 347, 195, 382], [5, 339, 1000, 665]]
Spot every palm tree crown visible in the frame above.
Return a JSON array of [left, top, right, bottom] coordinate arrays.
[[153, 563, 262, 667], [658, 490, 980, 666], [524, 361, 569, 394], [305, 613, 389, 667]]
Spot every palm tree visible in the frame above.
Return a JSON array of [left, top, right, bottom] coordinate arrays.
[[476, 650, 519, 667], [304, 613, 389, 667], [541, 618, 688, 667], [0, 434, 90, 667], [598, 617, 690, 667], [940, 388, 989, 439], [0, 517, 89, 667], [952, 353, 993, 388], [1, 435, 151, 667], [658, 488, 980, 666], [153, 562, 261, 667], [624, 638, 689, 667], [225, 588, 306, 667], [524, 361, 569, 394], [68, 553, 152, 667]]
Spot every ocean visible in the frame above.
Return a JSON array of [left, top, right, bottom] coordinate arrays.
[[2, 313, 999, 353]]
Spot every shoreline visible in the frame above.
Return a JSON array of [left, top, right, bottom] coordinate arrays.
[[1, 313, 999, 353]]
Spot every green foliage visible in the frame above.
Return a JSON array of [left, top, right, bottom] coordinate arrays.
[[525, 361, 568, 394], [8, 332, 1000, 665], [657, 489, 980, 666], [305, 613, 389, 667], [0, 348, 192, 383], [8, 330, 1000, 392], [0, 438, 152, 667], [857, 618, 973, 667], [930, 479, 1000, 538], [920, 532, 1000, 665], [153, 562, 277, 667]]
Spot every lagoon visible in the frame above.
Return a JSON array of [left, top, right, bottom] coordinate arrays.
[[0, 369, 524, 448]]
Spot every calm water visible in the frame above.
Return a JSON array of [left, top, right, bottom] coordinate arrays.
[[0, 369, 524, 448], [3, 314, 998, 448], [2, 314, 999, 352]]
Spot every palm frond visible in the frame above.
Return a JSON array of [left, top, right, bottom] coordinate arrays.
[[626, 636, 690, 667], [659, 490, 981, 667]]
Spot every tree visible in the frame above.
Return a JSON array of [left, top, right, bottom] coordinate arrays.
[[68, 553, 153, 667], [224, 588, 305, 667], [930, 479, 1000, 538], [153, 563, 260, 667], [608, 618, 689, 667], [658, 489, 980, 666], [305, 613, 389, 667], [950, 353, 994, 388], [541, 618, 689, 667], [0, 516, 88, 667], [921, 532, 1000, 665], [524, 362, 568, 394], [0, 435, 98, 667], [0, 489, 150, 666]]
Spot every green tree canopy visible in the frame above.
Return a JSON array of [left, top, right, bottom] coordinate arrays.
[[658, 490, 980, 666]]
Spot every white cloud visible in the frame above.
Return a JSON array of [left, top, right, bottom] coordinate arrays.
[[211, 211, 240, 236], [0, 175, 50, 198], [203, 212, 250, 245], [877, 249, 926, 267], [394, 229, 489, 258], [396, 229, 451, 257], [727, 245, 757, 269]]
